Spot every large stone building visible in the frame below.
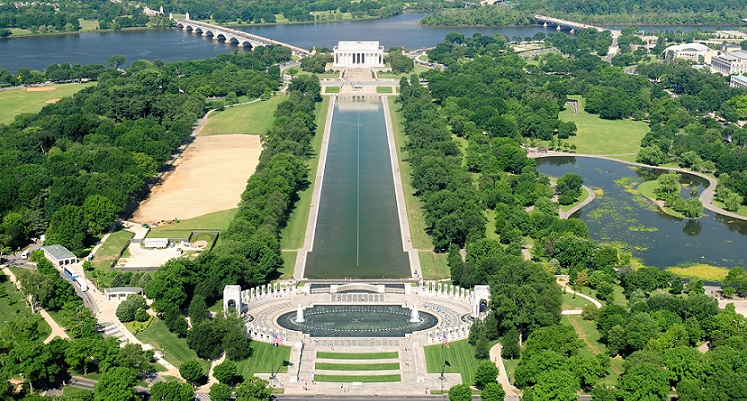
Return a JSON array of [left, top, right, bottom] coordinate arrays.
[[333, 41, 385, 68], [711, 50, 747, 75], [663, 43, 718, 64]]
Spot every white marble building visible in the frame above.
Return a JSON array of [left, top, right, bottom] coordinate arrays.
[[333, 41, 385, 68]]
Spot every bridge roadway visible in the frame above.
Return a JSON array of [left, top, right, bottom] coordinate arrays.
[[534, 15, 621, 37], [174, 19, 311, 56]]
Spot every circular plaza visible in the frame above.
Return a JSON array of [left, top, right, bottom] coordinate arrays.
[[223, 281, 490, 395]]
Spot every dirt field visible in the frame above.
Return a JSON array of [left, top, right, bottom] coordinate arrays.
[[131, 134, 261, 224], [45, 99, 60, 104], [25, 86, 56, 92]]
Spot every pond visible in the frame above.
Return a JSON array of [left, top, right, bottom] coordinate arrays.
[[535, 156, 747, 269]]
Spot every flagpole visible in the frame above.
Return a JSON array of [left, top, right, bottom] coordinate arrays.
[[270, 335, 277, 380], [440, 342, 445, 381]]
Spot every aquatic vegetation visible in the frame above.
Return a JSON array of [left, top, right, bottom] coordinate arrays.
[[628, 225, 658, 232], [593, 189, 604, 196], [666, 264, 730, 282]]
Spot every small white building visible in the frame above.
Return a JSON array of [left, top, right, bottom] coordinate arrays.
[[333, 41, 385, 68], [41, 244, 77, 267]]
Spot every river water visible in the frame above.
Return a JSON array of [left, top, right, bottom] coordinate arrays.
[[304, 96, 410, 279], [536, 156, 747, 270], [0, 12, 738, 72]]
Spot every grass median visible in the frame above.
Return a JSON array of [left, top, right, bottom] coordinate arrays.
[[314, 374, 401, 383], [316, 351, 399, 360], [315, 362, 400, 371]]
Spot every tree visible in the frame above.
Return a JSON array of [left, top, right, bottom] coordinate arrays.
[[188, 295, 210, 326], [213, 360, 241, 385], [474, 361, 499, 388], [475, 331, 490, 359], [210, 383, 232, 401], [179, 360, 205, 386], [619, 362, 670, 401], [46, 205, 88, 253], [93, 367, 137, 401], [149, 382, 194, 401], [234, 378, 272, 401], [448, 384, 473, 401], [480, 382, 506, 401], [161, 304, 188, 337], [107, 56, 126, 69], [488, 260, 562, 343], [82, 195, 118, 236], [524, 370, 579, 401], [115, 295, 147, 322], [501, 328, 521, 359]]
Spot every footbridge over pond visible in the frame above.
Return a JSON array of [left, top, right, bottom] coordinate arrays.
[[174, 19, 312, 56], [534, 15, 621, 37]]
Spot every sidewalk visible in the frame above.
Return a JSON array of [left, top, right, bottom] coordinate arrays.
[[489, 343, 520, 396]]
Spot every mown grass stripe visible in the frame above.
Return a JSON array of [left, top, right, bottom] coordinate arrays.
[[315, 362, 400, 371], [314, 374, 401, 383], [316, 351, 398, 360]]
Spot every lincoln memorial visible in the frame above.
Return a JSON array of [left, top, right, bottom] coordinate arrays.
[[333, 41, 385, 68]]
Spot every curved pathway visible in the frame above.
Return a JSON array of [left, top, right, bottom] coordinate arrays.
[[528, 150, 747, 222], [559, 184, 596, 219], [489, 343, 519, 396]]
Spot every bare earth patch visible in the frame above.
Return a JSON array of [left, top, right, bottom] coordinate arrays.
[[45, 98, 60, 104], [25, 86, 56, 92], [131, 134, 261, 224]]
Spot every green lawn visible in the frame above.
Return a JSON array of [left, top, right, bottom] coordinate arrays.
[[558, 96, 649, 156], [561, 291, 595, 310], [637, 180, 685, 218], [388, 96, 433, 250], [235, 341, 290, 379], [424, 339, 483, 385], [713, 199, 747, 218], [136, 318, 208, 370], [91, 229, 134, 271], [201, 94, 288, 136], [376, 86, 393, 93], [0, 275, 51, 337], [280, 96, 330, 250], [314, 374, 401, 383], [561, 315, 607, 357], [419, 252, 450, 280], [324, 86, 341, 93], [0, 83, 96, 124], [376, 64, 429, 79], [317, 351, 398, 359], [279, 251, 296, 279], [147, 209, 238, 238], [315, 362, 400, 371]]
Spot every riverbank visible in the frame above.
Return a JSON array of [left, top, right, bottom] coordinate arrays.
[[528, 149, 747, 223]]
